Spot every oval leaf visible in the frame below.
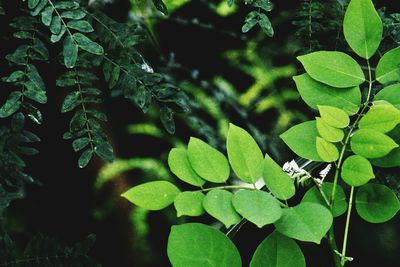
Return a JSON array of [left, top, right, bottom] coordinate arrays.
[[274, 202, 333, 244], [263, 153, 295, 200], [227, 123, 264, 183], [280, 120, 322, 161], [302, 182, 348, 217], [343, 0, 383, 59], [359, 101, 400, 133], [297, 51, 365, 88], [374, 84, 400, 109], [341, 155, 375, 187], [121, 181, 180, 210], [232, 190, 282, 228], [174, 191, 205, 217], [316, 117, 344, 143], [188, 137, 230, 183], [167, 223, 242, 267], [350, 129, 398, 158], [316, 137, 339, 162], [250, 231, 306, 267], [355, 184, 400, 223], [318, 105, 350, 128], [376, 47, 400, 84], [203, 189, 241, 228], [293, 74, 361, 115], [168, 148, 205, 187]]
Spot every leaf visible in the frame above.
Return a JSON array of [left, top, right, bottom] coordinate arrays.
[[227, 123, 264, 183], [343, 0, 383, 59], [61, 91, 80, 113], [121, 181, 180, 210], [280, 120, 322, 161], [28, 0, 40, 9], [293, 74, 361, 115], [152, 0, 168, 15], [0, 91, 22, 118], [78, 148, 93, 168], [167, 223, 242, 267], [297, 51, 365, 88], [375, 47, 400, 84], [341, 155, 375, 187], [263, 153, 295, 200], [371, 148, 400, 168], [94, 143, 114, 162], [274, 202, 333, 244], [168, 148, 205, 187], [174, 191, 205, 217], [318, 105, 350, 128], [316, 137, 339, 163], [73, 33, 104, 55], [203, 189, 241, 228], [302, 182, 348, 217], [23, 84, 47, 104], [359, 101, 400, 133], [30, 0, 47, 16], [67, 20, 94, 33], [250, 231, 305, 267], [50, 25, 66, 43], [350, 129, 398, 158], [41, 6, 53, 26], [356, 184, 400, 223], [160, 106, 175, 134], [50, 16, 62, 34], [242, 11, 258, 33], [187, 137, 230, 183], [72, 137, 90, 152], [258, 13, 274, 37], [61, 10, 86, 20], [374, 84, 400, 109], [232, 190, 282, 228], [63, 35, 78, 68], [316, 117, 344, 143]]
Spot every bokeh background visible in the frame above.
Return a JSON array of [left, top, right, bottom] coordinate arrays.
[[1, 0, 399, 266]]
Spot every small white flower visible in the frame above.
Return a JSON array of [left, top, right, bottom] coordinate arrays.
[[314, 164, 332, 186]]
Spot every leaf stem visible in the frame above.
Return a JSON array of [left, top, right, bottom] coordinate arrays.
[[340, 186, 354, 266]]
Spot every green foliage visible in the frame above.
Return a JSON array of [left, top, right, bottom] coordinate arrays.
[[341, 155, 375, 186], [167, 223, 242, 267], [239, 0, 274, 36], [250, 231, 305, 267]]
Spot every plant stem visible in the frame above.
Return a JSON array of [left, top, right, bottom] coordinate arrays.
[[340, 186, 354, 266], [327, 227, 342, 267]]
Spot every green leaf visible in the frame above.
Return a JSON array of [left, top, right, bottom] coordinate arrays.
[[94, 143, 114, 162], [23, 83, 47, 104], [173, 191, 205, 217], [227, 123, 264, 183], [356, 184, 399, 223], [297, 51, 365, 88], [242, 11, 258, 33], [341, 155, 375, 187], [61, 10, 86, 20], [50, 16, 62, 34], [375, 47, 400, 84], [318, 105, 350, 128], [5, 70, 25, 82], [168, 148, 205, 187], [232, 190, 281, 228], [73, 33, 104, 55], [121, 181, 180, 210], [263, 153, 295, 200], [78, 148, 93, 168], [274, 202, 333, 244], [316, 137, 339, 163], [167, 223, 241, 267], [350, 129, 398, 158], [293, 74, 361, 115], [30, 0, 47, 16], [302, 182, 348, 217], [0, 91, 22, 118], [250, 231, 305, 267], [203, 189, 241, 228], [41, 6, 53, 26], [359, 101, 400, 133], [50, 25, 66, 43], [371, 148, 400, 168], [280, 120, 322, 161], [67, 20, 94, 33], [28, 0, 40, 9], [61, 91, 80, 113], [374, 84, 400, 109], [187, 137, 230, 183], [316, 117, 344, 143], [343, 0, 382, 59], [258, 13, 273, 37], [63, 35, 78, 68], [72, 137, 90, 152]]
